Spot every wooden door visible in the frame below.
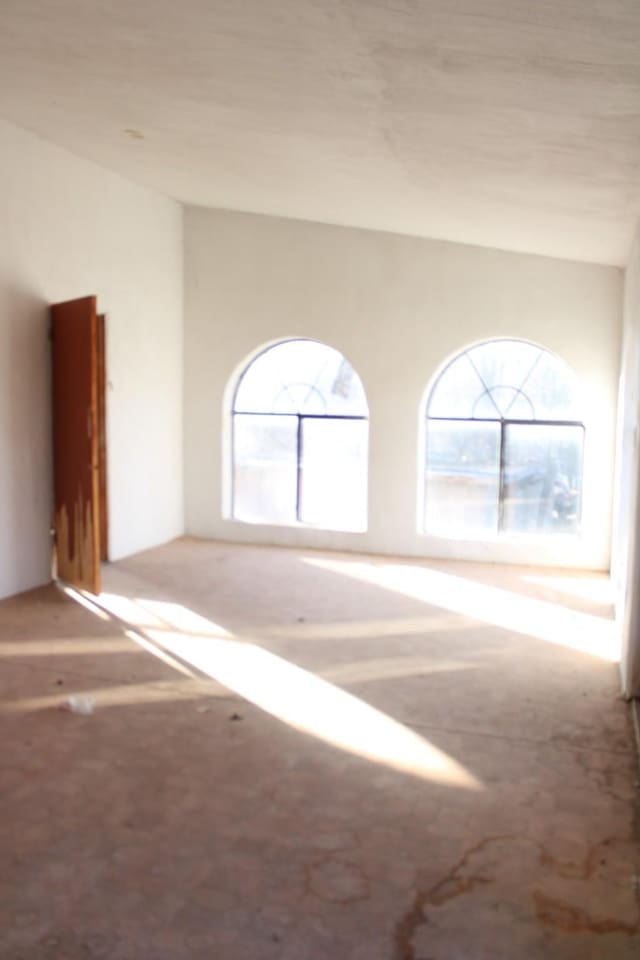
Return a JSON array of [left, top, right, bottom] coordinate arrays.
[[51, 295, 101, 593], [97, 314, 108, 562]]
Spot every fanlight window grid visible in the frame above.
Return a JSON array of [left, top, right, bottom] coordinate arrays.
[[425, 341, 584, 538], [232, 340, 368, 532]]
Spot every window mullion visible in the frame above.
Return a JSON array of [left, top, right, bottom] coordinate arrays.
[[296, 415, 303, 522], [498, 420, 506, 533]]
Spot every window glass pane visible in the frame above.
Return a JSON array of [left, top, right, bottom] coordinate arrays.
[[502, 424, 583, 534], [233, 415, 298, 524], [424, 421, 500, 536], [476, 386, 533, 420], [234, 340, 368, 416], [466, 340, 542, 410], [519, 351, 580, 420], [304, 354, 368, 416], [428, 354, 488, 418], [300, 418, 368, 531], [473, 389, 508, 419]]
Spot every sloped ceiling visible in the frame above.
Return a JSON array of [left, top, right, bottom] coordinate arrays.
[[1, 0, 639, 264]]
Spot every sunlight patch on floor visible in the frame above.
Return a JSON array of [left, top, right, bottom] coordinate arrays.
[[301, 558, 619, 661], [142, 624, 482, 790], [258, 613, 476, 642], [319, 657, 472, 685], [522, 573, 614, 607], [54, 590, 484, 791], [0, 638, 135, 657], [1, 678, 228, 713]]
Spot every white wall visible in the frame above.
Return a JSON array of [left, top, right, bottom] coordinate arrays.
[[614, 227, 640, 697], [0, 117, 184, 599], [184, 207, 622, 570]]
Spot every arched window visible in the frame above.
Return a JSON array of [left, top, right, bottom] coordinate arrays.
[[424, 340, 584, 537], [232, 340, 368, 531]]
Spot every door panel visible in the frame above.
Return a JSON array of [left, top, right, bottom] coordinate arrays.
[[51, 296, 101, 594], [97, 314, 108, 561]]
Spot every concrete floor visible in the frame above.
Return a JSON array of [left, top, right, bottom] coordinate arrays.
[[1, 537, 639, 959]]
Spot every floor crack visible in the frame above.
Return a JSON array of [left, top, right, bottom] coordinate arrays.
[[392, 833, 640, 959]]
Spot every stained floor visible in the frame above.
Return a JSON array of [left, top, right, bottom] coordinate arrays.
[[1, 537, 639, 959]]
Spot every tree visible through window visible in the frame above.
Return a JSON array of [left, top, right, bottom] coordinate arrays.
[[424, 340, 584, 537], [232, 340, 368, 531]]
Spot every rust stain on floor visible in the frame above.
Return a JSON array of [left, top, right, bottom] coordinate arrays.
[[533, 890, 638, 936], [393, 833, 640, 960]]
